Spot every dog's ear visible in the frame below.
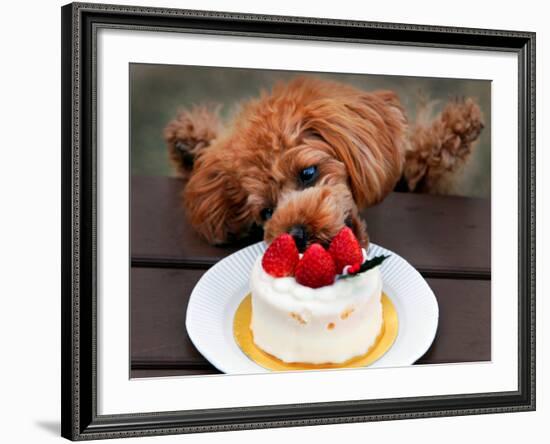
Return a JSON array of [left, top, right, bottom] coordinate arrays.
[[183, 146, 249, 245], [309, 90, 408, 207]]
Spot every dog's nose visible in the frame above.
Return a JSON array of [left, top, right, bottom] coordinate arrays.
[[289, 225, 308, 252]]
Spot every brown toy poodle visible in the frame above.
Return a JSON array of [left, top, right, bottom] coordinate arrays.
[[164, 76, 483, 251]]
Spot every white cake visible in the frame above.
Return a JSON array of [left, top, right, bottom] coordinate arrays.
[[249, 251, 383, 364]]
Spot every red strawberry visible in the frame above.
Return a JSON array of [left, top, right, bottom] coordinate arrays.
[[328, 227, 363, 274], [262, 233, 299, 277], [295, 244, 336, 288]]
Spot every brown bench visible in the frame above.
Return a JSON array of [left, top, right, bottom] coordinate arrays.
[[130, 175, 491, 377]]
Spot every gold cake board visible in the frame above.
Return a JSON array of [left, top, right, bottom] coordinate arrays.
[[233, 293, 398, 371]]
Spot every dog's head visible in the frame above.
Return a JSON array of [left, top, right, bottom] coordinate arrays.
[[183, 77, 408, 250]]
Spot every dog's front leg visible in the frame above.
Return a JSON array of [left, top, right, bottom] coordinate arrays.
[[164, 106, 222, 182], [403, 98, 484, 194]]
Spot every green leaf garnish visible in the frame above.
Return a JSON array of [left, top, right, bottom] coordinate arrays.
[[339, 254, 390, 279]]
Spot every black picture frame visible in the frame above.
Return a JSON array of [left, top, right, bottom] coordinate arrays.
[[61, 2, 536, 440]]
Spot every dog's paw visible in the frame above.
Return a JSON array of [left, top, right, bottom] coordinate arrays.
[[405, 98, 484, 193], [164, 106, 222, 178], [437, 98, 484, 167]]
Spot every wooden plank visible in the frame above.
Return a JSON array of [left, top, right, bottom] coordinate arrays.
[[131, 268, 490, 377], [131, 176, 243, 267], [131, 176, 490, 275], [131, 268, 208, 364], [363, 193, 491, 277], [416, 279, 491, 364]]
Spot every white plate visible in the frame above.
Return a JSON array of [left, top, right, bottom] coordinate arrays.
[[186, 242, 439, 374]]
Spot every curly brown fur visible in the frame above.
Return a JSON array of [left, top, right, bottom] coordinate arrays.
[[165, 76, 483, 248], [164, 105, 222, 182], [404, 98, 484, 193], [265, 184, 368, 248]]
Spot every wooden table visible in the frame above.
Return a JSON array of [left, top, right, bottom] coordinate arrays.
[[130, 176, 491, 378]]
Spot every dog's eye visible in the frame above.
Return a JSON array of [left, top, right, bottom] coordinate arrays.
[[260, 208, 273, 221], [298, 165, 319, 187]]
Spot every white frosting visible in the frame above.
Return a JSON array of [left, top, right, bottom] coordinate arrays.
[[249, 250, 383, 364]]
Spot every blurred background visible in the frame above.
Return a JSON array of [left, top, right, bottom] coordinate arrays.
[[130, 64, 491, 198]]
